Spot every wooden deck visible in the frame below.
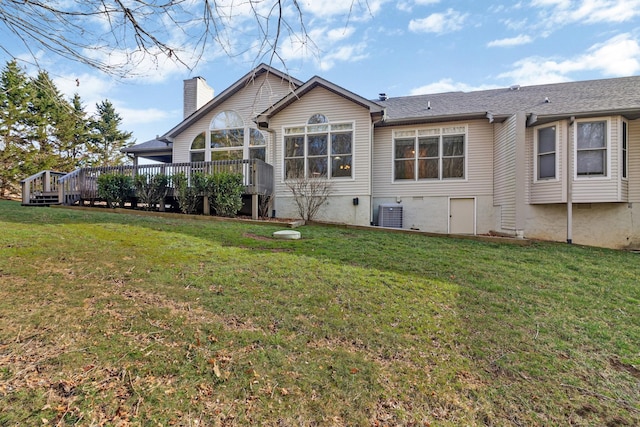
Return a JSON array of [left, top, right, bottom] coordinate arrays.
[[21, 160, 274, 219]]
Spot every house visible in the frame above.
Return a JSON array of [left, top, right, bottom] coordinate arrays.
[[23, 64, 640, 249]]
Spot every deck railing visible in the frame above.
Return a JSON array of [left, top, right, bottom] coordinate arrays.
[[20, 170, 67, 205], [58, 159, 274, 204]]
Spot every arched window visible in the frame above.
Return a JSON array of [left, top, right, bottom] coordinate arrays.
[[284, 114, 353, 179], [207, 110, 267, 161], [190, 132, 206, 162], [308, 113, 328, 124]]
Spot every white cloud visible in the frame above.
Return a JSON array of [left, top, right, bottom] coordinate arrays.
[[408, 9, 467, 34], [300, 0, 388, 19], [409, 79, 499, 95], [326, 26, 357, 42], [117, 106, 174, 127], [278, 25, 369, 71], [397, 0, 440, 12], [531, 0, 640, 25], [53, 73, 116, 113], [498, 33, 640, 85], [318, 42, 369, 71], [487, 35, 533, 47]]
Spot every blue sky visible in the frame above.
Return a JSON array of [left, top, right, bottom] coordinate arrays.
[[3, 0, 640, 145]]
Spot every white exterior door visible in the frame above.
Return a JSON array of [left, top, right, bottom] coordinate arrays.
[[449, 198, 476, 234]]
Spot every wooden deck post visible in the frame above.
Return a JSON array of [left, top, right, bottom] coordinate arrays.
[[252, 194, 259, 219], [44, 171, 51, 192], [203, 196, 210, 215]]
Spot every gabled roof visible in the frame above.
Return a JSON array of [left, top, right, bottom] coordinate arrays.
[[376, 75, 640, 127], [256, 76, 386, 127], [162, 63, 303, 140]]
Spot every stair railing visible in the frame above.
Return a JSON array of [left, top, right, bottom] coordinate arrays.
[[20, 170, 66, 205], [57, 168, 83, 206]]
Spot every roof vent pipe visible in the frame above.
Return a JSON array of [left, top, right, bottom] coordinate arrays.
[[427, 101, 431, 110], [379, 93, 388, 101], [509, 84, 520, 91]]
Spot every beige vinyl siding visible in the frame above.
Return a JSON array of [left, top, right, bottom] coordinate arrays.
[[628, 119, 640, 202], [269, 86, 372, 198], [528, 121, 567, 204], [172, 73, 294, 163], [571, 116, 625, 203], [372, 119, 493, 198], [493, 114, 517, 229]]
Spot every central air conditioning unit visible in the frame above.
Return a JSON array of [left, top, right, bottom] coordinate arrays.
[[378, 204, 403, 228]]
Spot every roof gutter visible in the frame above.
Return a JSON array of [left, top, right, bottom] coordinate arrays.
[[377, 111, 509, 127], [527, 108, 640, 127]]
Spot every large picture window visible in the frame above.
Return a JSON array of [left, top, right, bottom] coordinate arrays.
[[576, 120, 607, 177], [284, 114, 353, 179], [188, 110, 267, 162], [393, 127, 466, 181], [536, 125, 557, 180], [210, 110, 244, 161]]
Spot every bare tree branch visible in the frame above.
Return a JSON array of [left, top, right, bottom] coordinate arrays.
[[0, 0, 321, 77]]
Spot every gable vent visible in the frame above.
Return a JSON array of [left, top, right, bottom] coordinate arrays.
[[378, 204, 403, 228]]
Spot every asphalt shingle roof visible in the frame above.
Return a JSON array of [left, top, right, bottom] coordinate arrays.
[[122, 138, 172, 153], [376, 75, 640, 125]]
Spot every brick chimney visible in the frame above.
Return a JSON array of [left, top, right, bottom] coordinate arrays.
[[183, 77, 214, 119]]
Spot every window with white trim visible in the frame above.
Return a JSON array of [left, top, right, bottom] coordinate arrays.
[[535, 125, 557, 180], [576, 120, 607, 177], [199, 110, 267, 161], [393, 126, 466, 181], [284, 114, 353, 179]]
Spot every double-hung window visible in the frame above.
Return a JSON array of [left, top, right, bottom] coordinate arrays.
[[284, 114, 353, 179], [576, 120, 608, 177], [393, 126, 466, 181], [535, 125, 557, 180]]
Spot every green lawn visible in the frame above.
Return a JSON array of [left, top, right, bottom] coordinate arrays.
[[0, 200, 638, 426]]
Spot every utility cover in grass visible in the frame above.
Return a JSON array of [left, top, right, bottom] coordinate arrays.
[[273, 230, 301, 240]]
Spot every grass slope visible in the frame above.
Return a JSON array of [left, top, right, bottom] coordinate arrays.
[[0, 200, 638, 426]]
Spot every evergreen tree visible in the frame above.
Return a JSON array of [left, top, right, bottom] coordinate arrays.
[[0, 60, 135, 198], [54, 94, 92, 170], [89, 100, 134, 166], [29, 70, 68, 171], [0, 60, 37, 197]]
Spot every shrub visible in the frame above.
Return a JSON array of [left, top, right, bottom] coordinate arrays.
[[172, 172, 205, 214], [206, 172, 244, 217], [258, 191, 273, 219], [97, 173, 134, 208], [285, 176, 333, 221], [134, 173, 168, 211]]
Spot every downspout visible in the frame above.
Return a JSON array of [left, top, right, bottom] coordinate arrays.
[[567, 117, 575, 244], [369, 120, 375, 226]]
